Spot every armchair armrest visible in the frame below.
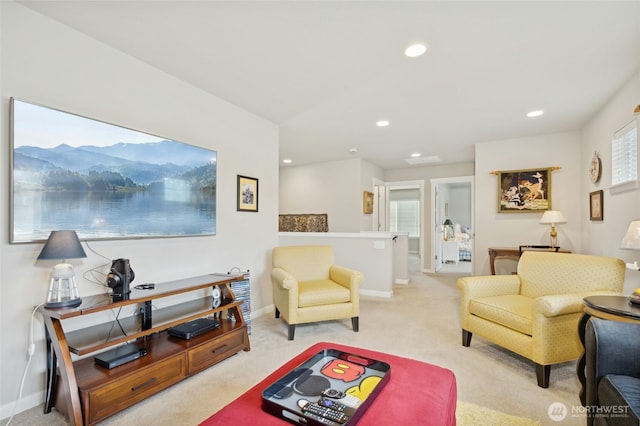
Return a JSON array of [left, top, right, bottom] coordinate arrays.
[[457, 275, 520, 329], [330, 265, 364, 290], [271, 268, 298, 291], [330, 265, 363, 309], [586, 319, 640, 407], [536, 291, 623, 317], [456, 275, 521, 300]]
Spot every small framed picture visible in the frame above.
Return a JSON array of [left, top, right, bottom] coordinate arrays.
[[363, 191, 374, 214], [237, 175, 258, 212], [589, 190, 603, 221]]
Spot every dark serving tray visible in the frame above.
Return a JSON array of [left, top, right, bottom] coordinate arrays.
[[262, 348, 391, 425]]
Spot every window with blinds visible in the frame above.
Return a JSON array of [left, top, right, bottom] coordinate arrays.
[[389, 200, 420, 237], [611, 118, 638, 192]]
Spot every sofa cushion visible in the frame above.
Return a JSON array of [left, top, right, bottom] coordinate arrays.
[[518, 252, 626, 299], [469, 295, 533, 335], [597, 375, 640, 426], [298, 280, 350, 307]]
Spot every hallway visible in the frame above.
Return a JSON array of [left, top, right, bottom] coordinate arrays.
[[408, 253, 473, 275]]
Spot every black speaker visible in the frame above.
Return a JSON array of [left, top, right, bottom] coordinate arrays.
[[107, 258, 135, 302]]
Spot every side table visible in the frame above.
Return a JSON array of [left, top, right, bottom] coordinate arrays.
[[488, 246, 569, 275], [576, 295, 640, 405]]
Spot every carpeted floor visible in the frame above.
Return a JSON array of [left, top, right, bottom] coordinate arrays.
[[4, 259, 585, 425], [457, 401, 541, 425]]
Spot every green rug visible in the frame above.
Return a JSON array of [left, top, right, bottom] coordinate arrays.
[[457, 401, 542, 425]]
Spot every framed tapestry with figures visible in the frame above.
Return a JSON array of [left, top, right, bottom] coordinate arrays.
[[495, 167, 554, 213]]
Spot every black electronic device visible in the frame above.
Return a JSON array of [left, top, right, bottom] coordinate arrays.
[[167, 318, 220, 340], [107, 258, 135, 302], [94, 343, 147, 369]]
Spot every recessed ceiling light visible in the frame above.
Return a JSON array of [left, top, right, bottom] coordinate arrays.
[[404, 155, 441, 165], [411, 153, 421, 158], [282, 159, 292, 164], [526, 110, 544, 118], [376, 120, 390, 127], [404, 43, 427, 58], [349, 148, 358, 154]]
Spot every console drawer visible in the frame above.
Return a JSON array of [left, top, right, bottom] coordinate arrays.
[[188, 328, 247, 374], [84, 354, 186, 425]]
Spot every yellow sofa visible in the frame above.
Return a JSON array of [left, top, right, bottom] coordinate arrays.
[[271, 245, 364, 340], [457, 251, 625, 387]]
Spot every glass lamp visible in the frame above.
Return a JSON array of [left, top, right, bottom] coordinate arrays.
[[540, 210, 566, 248], [621, 220, 640, 270], [38, 230, 87, 308]]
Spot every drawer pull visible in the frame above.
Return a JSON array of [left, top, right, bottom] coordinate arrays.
[[211, 344, 228, 354], [131, 377, 157, 392]]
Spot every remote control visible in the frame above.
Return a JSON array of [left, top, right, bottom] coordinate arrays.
[[321, 389, 362, 409], [317, 398, 347, 412], [298, 400, 349, 424]]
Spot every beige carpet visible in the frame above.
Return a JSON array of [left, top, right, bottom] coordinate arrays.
[[457, 401, 541, 425], [4, 261, 583, 425]]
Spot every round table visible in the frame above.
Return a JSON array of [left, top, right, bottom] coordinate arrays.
[[576, 295, 640, 405]]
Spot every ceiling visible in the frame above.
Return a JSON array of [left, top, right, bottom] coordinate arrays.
[[19, 1, 640, 170]]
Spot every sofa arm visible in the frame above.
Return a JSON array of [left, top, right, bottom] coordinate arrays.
[[536, 291, 623, 317], [536, 293, 587, 317], [271, 268, 298, 291], [330, 265, 364, 290], [585, 319, 640, 408], [456, 275, 521, 300], [457, 275, 520, 329]]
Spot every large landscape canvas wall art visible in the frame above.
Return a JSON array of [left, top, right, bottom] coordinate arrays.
[[10, 98, 217, 243]]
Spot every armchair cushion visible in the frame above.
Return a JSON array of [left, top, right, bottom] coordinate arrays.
[[298, 280, 350, 307], [469, 295, 533, 335], [598, 375, 640, 424]]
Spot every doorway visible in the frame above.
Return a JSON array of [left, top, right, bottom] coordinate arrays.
[[375, 180, 425, 272], [431, 176, 474, 274]]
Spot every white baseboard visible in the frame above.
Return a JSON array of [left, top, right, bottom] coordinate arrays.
[[0, 390, 43, 422], [395, 278, 409, 285], [360, 289, 393, 298], [251, 305, 272, 319]]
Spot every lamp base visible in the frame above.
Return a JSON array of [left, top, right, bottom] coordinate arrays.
[[45, 263, 82, 309], [45, 297, 82, 309]]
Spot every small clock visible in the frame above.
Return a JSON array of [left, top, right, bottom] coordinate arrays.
[[590, 151, 601, 183]]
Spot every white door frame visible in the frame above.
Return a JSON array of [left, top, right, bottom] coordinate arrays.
[[377, 179, 425, 270]]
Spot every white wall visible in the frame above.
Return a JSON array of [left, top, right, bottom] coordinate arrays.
[[360, 159, 384, 231], [0, 2, 279, 416], [580, 70, 640, 294], [447, 184, 472, 227], [475, 132, 582, 275], [278, 232, 407, 297], [279, 158, 385, 232]]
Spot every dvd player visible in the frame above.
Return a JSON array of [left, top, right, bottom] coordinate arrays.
[[94, 343, 147, 369], [167, 318, 220, 340]]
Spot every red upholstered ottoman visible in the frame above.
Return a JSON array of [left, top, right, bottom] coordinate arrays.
[[200, 342, 457, 425]]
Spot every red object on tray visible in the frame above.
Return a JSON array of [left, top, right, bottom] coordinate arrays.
[[200, 342, 457, 426]]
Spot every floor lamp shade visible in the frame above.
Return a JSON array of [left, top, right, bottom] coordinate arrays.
[[38, 231, 87, 308]]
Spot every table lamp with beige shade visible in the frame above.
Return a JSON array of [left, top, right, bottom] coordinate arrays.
[[540, 210, 566, 248]]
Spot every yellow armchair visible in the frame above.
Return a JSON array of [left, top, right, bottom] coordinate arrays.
[[457, 251, 625, 387], [271, 245, 363, 340]]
